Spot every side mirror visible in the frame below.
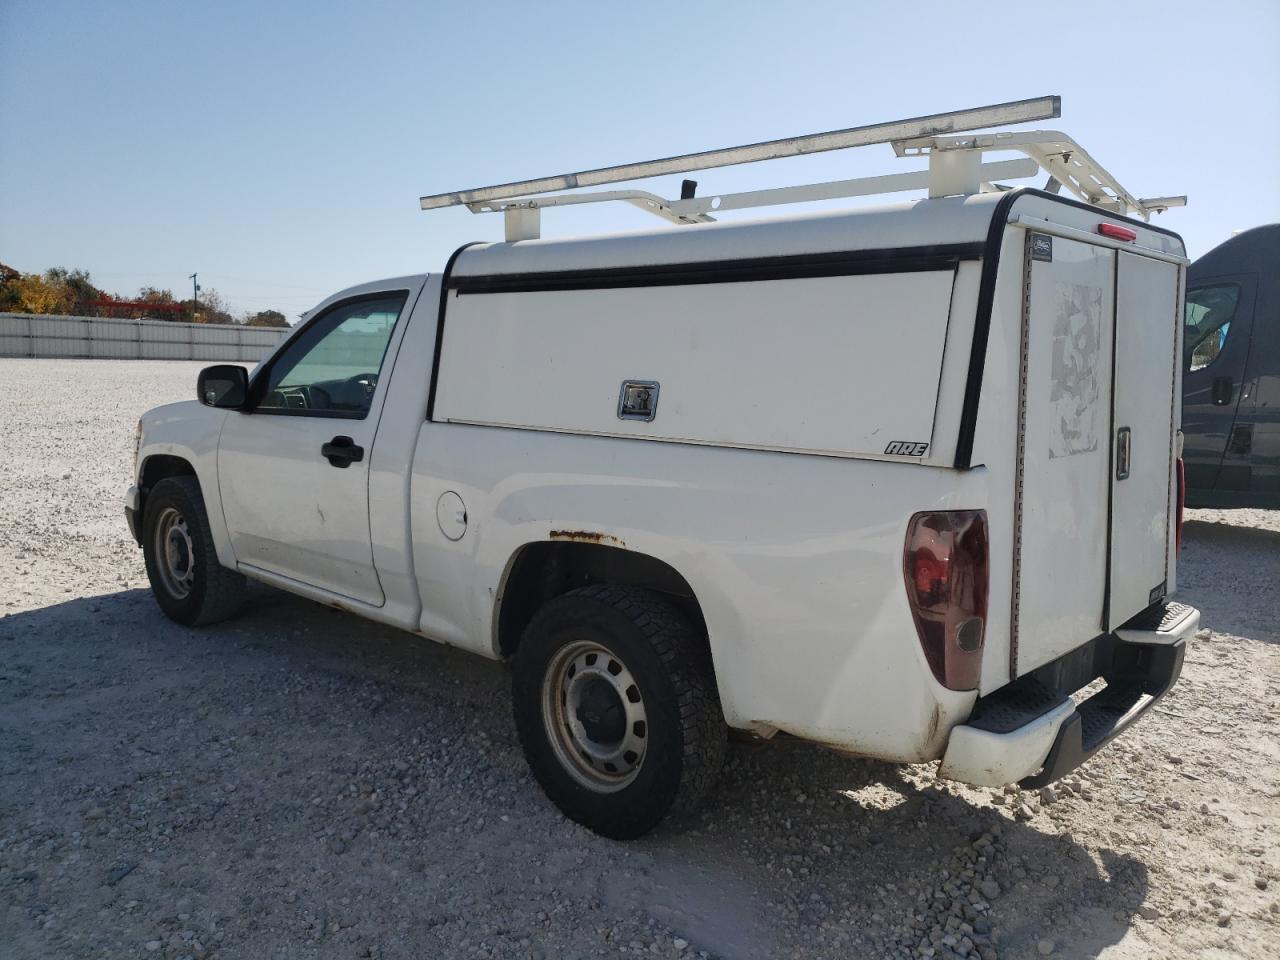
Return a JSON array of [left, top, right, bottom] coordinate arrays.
[[197, 364, 249, 409]]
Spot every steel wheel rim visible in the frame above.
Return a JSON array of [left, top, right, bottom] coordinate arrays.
[[541, 640, 648, 792], [154, 506, 195, 599]]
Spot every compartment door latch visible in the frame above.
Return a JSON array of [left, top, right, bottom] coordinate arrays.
[[1116, 426, 1131, 480]]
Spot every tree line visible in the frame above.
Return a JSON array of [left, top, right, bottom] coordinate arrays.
[[0, 262, 290, 327]]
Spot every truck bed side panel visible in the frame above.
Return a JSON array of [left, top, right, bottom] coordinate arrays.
[[434, 270, 956, 462], [408, 423, 987, 762]]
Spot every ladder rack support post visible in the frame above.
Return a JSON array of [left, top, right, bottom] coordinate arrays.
[[504, 206, 541, 242], [928, 150, 982, 199]]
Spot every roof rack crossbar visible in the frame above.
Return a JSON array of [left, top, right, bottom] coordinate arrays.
[[420, 96, 1185, 239], [420, 96, 1060, 211], [472, 158, 1041, 222]]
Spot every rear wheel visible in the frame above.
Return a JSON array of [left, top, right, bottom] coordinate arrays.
[[512, 584, 726, 839], [142, 476, 245, 626]]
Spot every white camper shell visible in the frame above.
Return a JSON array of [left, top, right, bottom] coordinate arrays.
[[128, 98, 1198, 838]]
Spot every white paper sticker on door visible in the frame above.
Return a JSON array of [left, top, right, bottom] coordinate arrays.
[[1048, 282, 1102, 459]]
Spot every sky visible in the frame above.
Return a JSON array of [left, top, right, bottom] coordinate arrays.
[[2, 0, 1278, 319]]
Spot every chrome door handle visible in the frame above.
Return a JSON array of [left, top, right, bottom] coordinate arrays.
[[1116, 427, 1131, 481]]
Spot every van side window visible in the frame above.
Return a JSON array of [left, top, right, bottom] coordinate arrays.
[[257, 293, 408, 417], [1184, 284, 1240, 373]]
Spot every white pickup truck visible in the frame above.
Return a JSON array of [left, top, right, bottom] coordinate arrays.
[[126, 100, 1199, 838]]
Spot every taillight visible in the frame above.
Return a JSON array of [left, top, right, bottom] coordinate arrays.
[[903, 510, 988, 691], [1175, 457, 1185, 551], [1098, 222, 1138, 242]]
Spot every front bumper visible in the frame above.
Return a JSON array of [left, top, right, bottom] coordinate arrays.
[[938, 601, 1198, 788], [125, 485, 142, 545]]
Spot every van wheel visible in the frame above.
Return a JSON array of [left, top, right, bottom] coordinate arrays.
[[142, 476, 245, 627], [512, 584, 727, 839]]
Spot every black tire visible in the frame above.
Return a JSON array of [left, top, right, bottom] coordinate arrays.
[[142, 476, 245, 627], [512, 584, 727, 839]]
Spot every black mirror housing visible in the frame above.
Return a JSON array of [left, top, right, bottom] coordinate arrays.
[[197, 365, 249, 409]]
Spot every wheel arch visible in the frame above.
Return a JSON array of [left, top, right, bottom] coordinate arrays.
[[139, 453, 198, 492], [136, 453, 202, 526], [135, 444, 237, 569], [495, 540, 713, 670]]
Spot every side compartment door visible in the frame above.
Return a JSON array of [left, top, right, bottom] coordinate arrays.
[[1108, 253, 1180, 626], [217, 290, 414, 605], [1181, 276, 1257, 496], [1014, 235, 1115, 675]]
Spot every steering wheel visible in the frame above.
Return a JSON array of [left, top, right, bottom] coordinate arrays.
[[346, 372, 378, 399], [303, 384, 332, 409]]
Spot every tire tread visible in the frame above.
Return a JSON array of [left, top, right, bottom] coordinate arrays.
[[513, 583, 726, 838], [144, 476, 244, 626]]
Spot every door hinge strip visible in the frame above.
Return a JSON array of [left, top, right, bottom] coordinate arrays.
[[1009, 232, 1035, 682]]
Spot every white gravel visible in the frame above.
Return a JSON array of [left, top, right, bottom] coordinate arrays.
[[1, 358, 1278, 960]]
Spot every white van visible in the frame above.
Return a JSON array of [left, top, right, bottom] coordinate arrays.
[[126, 98, 1199, 838]]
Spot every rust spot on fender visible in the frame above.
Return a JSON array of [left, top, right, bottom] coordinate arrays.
[[549, 529, 626, 549]]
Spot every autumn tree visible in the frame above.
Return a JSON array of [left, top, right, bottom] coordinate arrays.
[[0, 265, 279, 327], [11, 271, 75, 314], [245, 309, 289, 328], [0, 262, 20, 312], [0, 265, 106, 316], [136, 286, 179, 307], [107, 286, 188, 321], [45, 268, 103, 308], [190, 287, 235, 325]]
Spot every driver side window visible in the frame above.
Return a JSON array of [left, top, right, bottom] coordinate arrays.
[[1184, 283, 1239, 374], [257, 293, 407, 418]]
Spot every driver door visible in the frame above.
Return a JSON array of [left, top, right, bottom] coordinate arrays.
[[1182, 277, 1257, 495], [217, 288, 416, 605]]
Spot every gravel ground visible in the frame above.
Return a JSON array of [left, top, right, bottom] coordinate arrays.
[[1, 358, 1277, 960]]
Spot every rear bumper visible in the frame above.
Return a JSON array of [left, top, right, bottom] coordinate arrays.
[[125, 485, 142, 545], [938, 601, 1197, 788]]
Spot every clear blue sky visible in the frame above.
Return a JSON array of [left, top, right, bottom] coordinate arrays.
[[2, 0, 1277, 319]]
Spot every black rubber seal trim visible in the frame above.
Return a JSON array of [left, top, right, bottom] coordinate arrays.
[[951, 187, 1184, 470], [1101, 254, 1121, 628], [447, 243, 984, 294], [953, 190, 1023, 469], [426, 241, 483, 422]]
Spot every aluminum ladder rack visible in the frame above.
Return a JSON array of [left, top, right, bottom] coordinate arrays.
[[419, 96, 1185, 241]]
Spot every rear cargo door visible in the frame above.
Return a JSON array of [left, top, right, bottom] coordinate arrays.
[[1013, 235, 1115, 675], [1107, 252, 1179, 627]]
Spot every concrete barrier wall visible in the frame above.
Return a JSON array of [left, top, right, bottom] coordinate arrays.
[[0, 313, 287, 362]]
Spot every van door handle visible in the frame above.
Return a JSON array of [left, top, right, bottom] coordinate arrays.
[[321, 435, 364, 468], [1211, 377, 1234, 405], [1116, 426, 1131, 481]]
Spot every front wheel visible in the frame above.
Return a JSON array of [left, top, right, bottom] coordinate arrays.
[[512, 585, 727, 839], [142, 476, 245, 626]]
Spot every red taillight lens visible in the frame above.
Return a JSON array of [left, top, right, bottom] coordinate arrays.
[[1098, 222, 1138, 242], [903, 510, 988, 691], [1175, 457, 1185, 551]]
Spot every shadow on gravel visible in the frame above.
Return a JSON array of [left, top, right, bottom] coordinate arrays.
[[1, 584, 1150, 960], [1178, 520, 1280, 643], [634, 747, 1150, 960]]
